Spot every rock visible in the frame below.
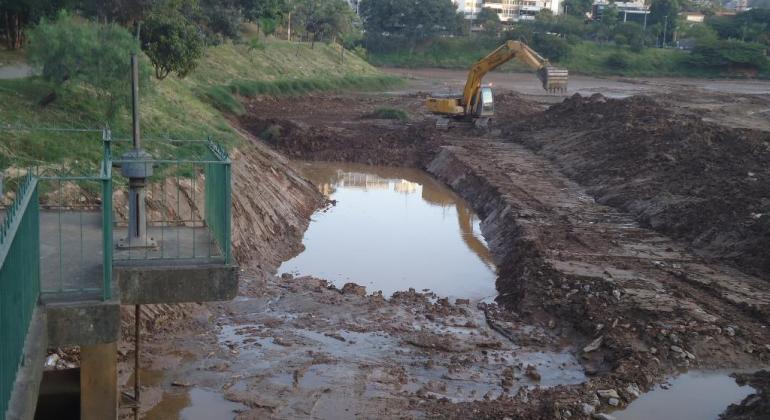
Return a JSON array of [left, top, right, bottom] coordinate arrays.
[[582, 403, 595, 415], [684, 351, 696, 360], [583, 336, 604, 353], [548, 320, 556, 329], [341, 282, 366, 296], [597, 389, 619, 400], [725, 326, 736, 337], [455, 298, 470, 305], [670, 345, 684, 354], [612, 289, 621, 301], [593, 414, 616, 420], [626, 383, 641, 398], [280, 272, 293, 280], [525, 365, 541, 381], [44, 354, 59, 368], [608, 398, 619, 406]]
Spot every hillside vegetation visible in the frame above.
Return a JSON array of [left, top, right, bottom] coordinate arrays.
[[0, 39, 398, 172], [368, 37, 770, 79]]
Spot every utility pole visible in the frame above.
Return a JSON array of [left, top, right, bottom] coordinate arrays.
[[663, 15, 668, 47]]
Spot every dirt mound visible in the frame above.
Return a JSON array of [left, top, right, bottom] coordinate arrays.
[[506, 93, 770, 280], [240, 115, 441, 167]]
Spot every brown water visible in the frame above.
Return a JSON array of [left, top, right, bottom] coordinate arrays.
[[280, 162, 497, 300], [613, 371, 755, 420]]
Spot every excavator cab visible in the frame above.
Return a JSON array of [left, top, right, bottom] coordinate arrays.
[[474, 86, 495, 117]]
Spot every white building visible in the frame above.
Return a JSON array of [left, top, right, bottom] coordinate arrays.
[[456, 0, 563, 23], [453, 0, 484, 19]]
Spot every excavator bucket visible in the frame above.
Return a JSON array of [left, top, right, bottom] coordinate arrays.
[[538, 66, 569, 93]]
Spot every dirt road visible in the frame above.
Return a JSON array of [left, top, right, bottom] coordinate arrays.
[[122, 74, 770, 419]]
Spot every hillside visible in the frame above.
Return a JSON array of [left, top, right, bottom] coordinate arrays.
[[0, 38, 398, 171]]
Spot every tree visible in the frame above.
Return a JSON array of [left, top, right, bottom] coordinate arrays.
[[649, 0, 680, 45], [359, 0, 460, 52], [0, 0, 64, 49], [561, 0, 593, 17], [476, 7, 500, 36], [141, 9, 204, 79], [293, 0, 356, 47], [27, 12, 151, 122]]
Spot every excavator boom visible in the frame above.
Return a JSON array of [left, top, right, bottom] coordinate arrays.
[[462, 40, 568, 112]]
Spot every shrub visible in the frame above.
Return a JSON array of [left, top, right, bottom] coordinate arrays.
[[689, 39, 768, 70], [366, 107, 408, 120], [199, 85, 245, 115], [605, 52, 631, 70]]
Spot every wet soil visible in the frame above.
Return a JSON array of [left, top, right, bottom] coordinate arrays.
[[125, 77, 770, 419], [721, 370, 770, 420]]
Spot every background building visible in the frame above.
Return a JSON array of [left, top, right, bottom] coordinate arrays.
[[455, 0, 563, 22]]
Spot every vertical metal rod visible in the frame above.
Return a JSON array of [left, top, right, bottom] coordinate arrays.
[[133, 304, 140, 420], [131, 54, 141, 151]]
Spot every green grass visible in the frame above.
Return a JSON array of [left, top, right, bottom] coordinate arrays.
[[0, 38, 397, 173], [364, 107, 408, 120]]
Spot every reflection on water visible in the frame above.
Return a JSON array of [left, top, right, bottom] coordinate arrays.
[[613, 371, 755, 420], [280, 162, 497, 300], [145, 388, 245, 420]]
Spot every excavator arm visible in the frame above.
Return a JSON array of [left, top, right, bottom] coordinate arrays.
[[461, 40, 568, 112]]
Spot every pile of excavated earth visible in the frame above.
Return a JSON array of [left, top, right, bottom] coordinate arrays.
[[119, 89, 770, 419]]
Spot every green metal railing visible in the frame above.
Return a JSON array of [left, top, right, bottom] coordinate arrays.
[[205, 140, 232, 264], [108, 137, 231, 264], [35, 128, 113, 301], [0, 173, 40, 418]]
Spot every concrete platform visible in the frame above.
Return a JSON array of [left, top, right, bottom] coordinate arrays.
[[39, 210, 224, 302]]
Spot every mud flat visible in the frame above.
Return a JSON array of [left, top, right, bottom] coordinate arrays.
[[124, 88, 770, 419]]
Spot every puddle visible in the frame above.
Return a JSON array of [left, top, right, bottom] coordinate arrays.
[[280, 162, 497, 300], [145, 388, 246, 420], [613, 371, 755, 420]]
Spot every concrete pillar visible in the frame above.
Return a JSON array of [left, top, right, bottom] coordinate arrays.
[[80, 342, 118, 420]]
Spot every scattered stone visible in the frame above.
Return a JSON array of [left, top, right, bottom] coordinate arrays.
[[670, 345, 684, 354], [725, 326, 736, 337], [171, 381, 192, 387], [548, 320, 556, 329], [593, 414, 616, 420], [597, 389, 619, 400], [525, 365, 541, 381], [626, 383, 641, 398], [583, 336, 603, 353], [582, 403, 595, 415], [280, 273, 293, 280], [608, 398, 619, 406], [455, 298, 470, 305], [341, 283, 367, 296]]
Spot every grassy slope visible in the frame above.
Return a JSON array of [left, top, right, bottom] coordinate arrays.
[[0, 38, 393, 171], [369, 38, 770, 78]]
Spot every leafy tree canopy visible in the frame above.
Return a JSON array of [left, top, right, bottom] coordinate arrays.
[[27, 12, 152, 121]]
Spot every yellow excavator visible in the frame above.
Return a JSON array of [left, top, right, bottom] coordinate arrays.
[[425, 40, 568, 129]]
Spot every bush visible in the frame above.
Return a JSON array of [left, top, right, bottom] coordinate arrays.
[[365, 107, 408, 120], [689, 39, 769, 70], [199, 85, 245, 115], [605, 51, 631, 70], [533, 33, 571, 62]]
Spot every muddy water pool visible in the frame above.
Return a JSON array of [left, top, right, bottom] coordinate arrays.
[[613, 371, 755, 420], [280, 162, 497, 300]]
